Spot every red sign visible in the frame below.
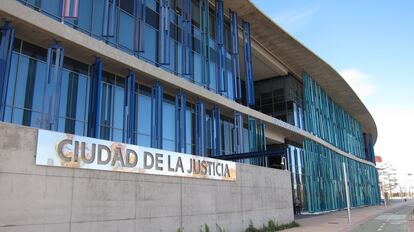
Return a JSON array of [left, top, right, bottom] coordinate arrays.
[[375, 156, 383, 163]]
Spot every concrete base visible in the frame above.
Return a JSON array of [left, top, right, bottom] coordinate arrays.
[[0, 122, 294, 232]]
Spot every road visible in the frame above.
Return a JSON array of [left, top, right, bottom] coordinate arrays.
[[352, 203, 414, 232]]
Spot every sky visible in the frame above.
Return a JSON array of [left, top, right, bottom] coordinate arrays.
[[251, 1, 414, 181]]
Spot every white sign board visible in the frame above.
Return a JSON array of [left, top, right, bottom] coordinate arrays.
[[36, 130, 236, 181]]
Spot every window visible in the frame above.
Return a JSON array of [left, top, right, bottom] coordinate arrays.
[[162, 98, 175, 151], [137, 91, 152, 147]]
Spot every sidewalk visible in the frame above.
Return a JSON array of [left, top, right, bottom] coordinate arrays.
[[284, 201, 410, 232]]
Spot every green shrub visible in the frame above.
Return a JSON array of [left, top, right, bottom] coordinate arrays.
[[245, 220, 300, 232]]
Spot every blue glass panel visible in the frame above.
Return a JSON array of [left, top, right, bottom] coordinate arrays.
[[92, 0, 104, 38], [242, 128, 249, 153], [12, 108, 23, 125], [75, 0, 92, 32], [4, 106, 12, 122], [41, 0, 61, 19], [13, 56, 29, 109], [141, 24, 157, 63], [163, 100, 175, 150], [193, 53, 202, 85], [5, 53, 19, 107], [58, 70, 70, 117], [118, 10, 134, 50], [100, 82, 114, 140], [32, 61, 46, 112], [222, 120, 232, 154], [186, 110, 192, 154], [138, 93, 151, 135], [0, 21, 15, 121], [146, 0, 157, 11], [76, 74, 88, 121], [137, 92, 151, 142], [209, 61, 216, 92], [113, 86, 125, 129]]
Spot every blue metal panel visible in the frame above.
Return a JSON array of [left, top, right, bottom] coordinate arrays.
[[248, 116, 257, 152], [303, 139, 380, 213], [215, 0, 227, 93], [123, 70, 136, 144], [243, 21, 255, 106], [233, 111, 243, 153], [229, 10, 242, 100], [159, 0, 170, 65], [87, 58, 102, 138], [102, 0, 116, 37], [257, 120, 266, 151], [211, 106, 221, 156], [195, 100, 206, 156], [0, 21, 15, 121], [41, 43, 65, 131], [303, 73, 366, 159], [151, 83, 163, 149], [134, 0, 146, 53], [62, 0, 79, 19], [200, 0, 210, 87], [175, 91, 186, 153], [181, 0, 192, 78]]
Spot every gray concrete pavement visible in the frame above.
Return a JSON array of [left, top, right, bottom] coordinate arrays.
[[352, 203, 414, 232], [285, 201, 413, 232]]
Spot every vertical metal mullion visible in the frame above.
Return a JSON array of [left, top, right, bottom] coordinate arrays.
[[181, 0, 192, 78], [123, 70, 136, 144], [211, 106, 221, 156], [103, 0, 116, 37], [87, 58, 102, 138], [229, 10, 241, 100], [233, 111, 243, 154], [195, 100, 206, 156], [248, 116, 256, 152], [0, 21, 15, 121], [175, 91, 186, 153], [134, 0, 146, 53], [41, 43, 64, 131], [200, 0, 209, 87], [151, 83, 163, 149], [215, 0, 226, 93], [159, 0, 170, 65], [243, 21, 254, 106]]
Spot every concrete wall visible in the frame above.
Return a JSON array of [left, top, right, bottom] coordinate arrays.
[[0, 122, 294, 232]]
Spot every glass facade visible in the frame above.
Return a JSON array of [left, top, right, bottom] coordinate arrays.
[[252, 73, 379, 213], [253, 75, 305, 129], [303, 73, 366, 159], [301, 73, 380, 212], [303, 139, 380, 213], [16, 0, 255, 103], [1, 38, 261, 157]]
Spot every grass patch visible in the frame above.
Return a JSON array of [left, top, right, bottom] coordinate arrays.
[[245, 220, 300, 232]]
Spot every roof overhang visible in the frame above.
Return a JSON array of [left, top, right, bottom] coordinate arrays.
[[224, 0, 378, 143]]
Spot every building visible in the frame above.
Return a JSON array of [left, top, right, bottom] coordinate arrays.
[[0, 0, 380, 230]]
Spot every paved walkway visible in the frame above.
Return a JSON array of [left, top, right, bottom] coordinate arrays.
[[352, 203, 413, 232], [284, 201, 413, 232]]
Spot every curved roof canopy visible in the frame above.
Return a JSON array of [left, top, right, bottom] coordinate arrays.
[[224, 0, 378, 143]]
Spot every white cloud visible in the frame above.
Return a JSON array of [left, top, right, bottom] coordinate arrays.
[[339, 68, 375, 100], [273, 6, 319, 29]]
